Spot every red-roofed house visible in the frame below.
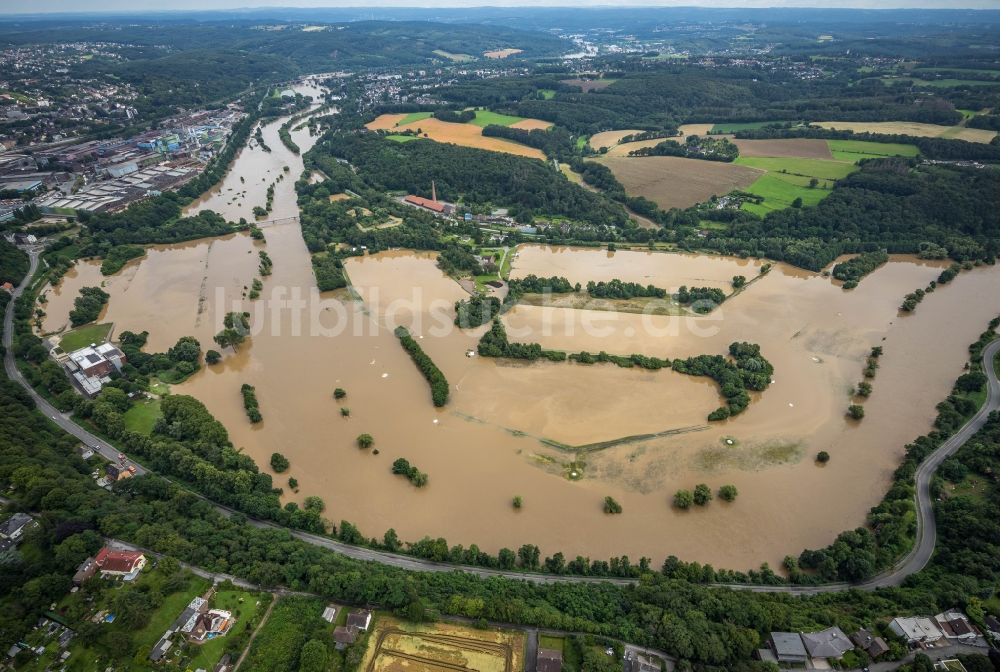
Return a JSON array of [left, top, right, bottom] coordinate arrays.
[[94, 547, 146, 580]]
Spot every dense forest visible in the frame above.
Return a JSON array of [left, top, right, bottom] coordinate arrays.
[[699, 161, 1000, 270], [441, 66, 964, 136], [317, 134, 629, 229]]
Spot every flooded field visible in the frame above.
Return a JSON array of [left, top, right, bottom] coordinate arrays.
[[510, 245, 764, 291], [38, 81, 1000, 570]]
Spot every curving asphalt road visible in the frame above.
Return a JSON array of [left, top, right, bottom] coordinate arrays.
[[4, 245, 999, 592]]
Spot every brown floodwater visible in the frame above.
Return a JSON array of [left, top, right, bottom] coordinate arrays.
[[38, 90, 1000, 569], [511, 245, 764, 291]]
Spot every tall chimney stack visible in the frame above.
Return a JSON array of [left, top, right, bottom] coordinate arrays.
[[432, 180, 437, 203]]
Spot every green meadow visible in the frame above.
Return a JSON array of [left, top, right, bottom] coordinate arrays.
[[826, 139, 919, 162], [469, 109, 526, 127]]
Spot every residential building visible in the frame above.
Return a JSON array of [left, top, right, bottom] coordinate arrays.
[[537, 648, 563, 672], [801, 626, 853, 661], [72, 557, 98, 585], [768, 632, 808, 664], [889, 617, 944, 645], [0, 512, 36, 542], [934, 611, 978, 641], [93, 546, 146, 580], [347, 609, 372, 631], [333, 625, 359, 650], [850, 628, 889, 659], [985, 615, 1000, 640]]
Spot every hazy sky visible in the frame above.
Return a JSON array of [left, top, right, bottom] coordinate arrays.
[[3, 0, 1000, 13]]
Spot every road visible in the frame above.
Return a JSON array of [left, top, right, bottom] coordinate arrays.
[[4, 243, 1000, 593], [2, 249, 150, 478]]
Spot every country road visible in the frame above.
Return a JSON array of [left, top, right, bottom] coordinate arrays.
[[4, 244, 999, 593]]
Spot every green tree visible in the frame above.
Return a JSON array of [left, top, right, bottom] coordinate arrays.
[[603, 496, 622, 514], [270, 452, 290, 472], [674, 490, 693, 509], [848, 404, 865, 420], [718, 484, 738, 501], [357, 433, 374, 449], [205, 349, 221, 364], [512, 496, 523, 509], [299, 639, 329, 672], [334, 387, 347, 400], [816, 451, 830, 463], [693, 483, 712, 506]]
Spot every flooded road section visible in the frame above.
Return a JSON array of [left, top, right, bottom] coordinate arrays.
[[43, 234, 1000, 570]]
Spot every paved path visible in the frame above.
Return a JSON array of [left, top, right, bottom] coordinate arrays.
[[4, 243, 1000, 593]]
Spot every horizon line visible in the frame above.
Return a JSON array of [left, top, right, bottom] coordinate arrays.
[[3, 3, 1000, 18]]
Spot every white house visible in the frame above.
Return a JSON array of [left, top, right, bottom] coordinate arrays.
[[889, 617, 944, 644]]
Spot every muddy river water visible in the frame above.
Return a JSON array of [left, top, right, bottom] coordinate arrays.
[[37, 84, 1000, 569]]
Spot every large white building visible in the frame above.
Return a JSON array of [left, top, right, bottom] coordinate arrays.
[[62, 343, 127, 397], [889, 617, 944, 644]]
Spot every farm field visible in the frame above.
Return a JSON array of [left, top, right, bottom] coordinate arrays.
[[735, 156, 856, 215], [827, 139, 919, 161], [468, 109, 528, 127], [677, 123, 715, 136], [483, 48, 523, 58], [365, 114, 547, 159], [816, 120, 997, 143], [710, 120, 793, 133], [732, 138, 833, 159], [386, 134, 420, 142], [432, 50, 474, 62], [359, 616, 524, 672], [588, 129, 642, 150], [593, 155, 763, 209]]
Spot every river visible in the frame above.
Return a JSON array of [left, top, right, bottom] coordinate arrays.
[[35, 84, 1000, 569]]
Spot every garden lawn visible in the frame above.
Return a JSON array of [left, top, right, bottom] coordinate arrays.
[[386, 134, 420, 142], [59, 323, 113, 351], [185, 589, 266, 671], [123, 399, 161, 435], [469, 110, 526, 127], [130, 572, 212, 656]]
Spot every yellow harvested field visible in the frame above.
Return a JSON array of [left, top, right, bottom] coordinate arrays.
[[677, 123, 715, 136], [484, 48, 523, 59], [365, 114, 408, 131], [588, 129, 642, 150], [365, 116, 545, 160], [594, 155, 764, 210], [816, 120, 998, 144], [605, 139, 668, 157], [733, 138, 833, 159], [509, 118, 554, 131], [361, 617, 524, 672], [328, 193, 351, 202]]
